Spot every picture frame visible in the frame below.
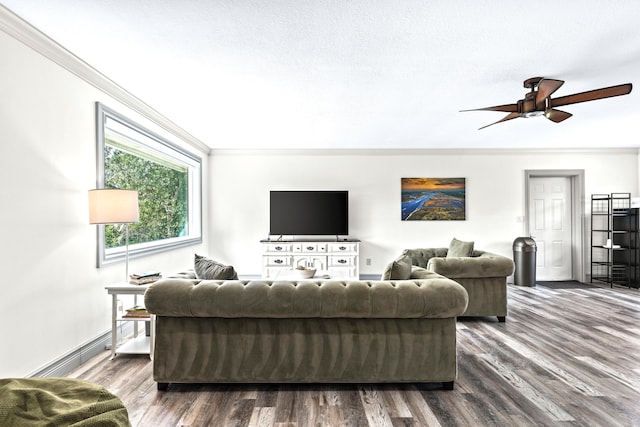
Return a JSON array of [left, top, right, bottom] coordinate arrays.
[[401, 178, 466, 220]]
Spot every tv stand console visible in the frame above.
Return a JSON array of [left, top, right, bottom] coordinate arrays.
[[260, 239, 360, 279]]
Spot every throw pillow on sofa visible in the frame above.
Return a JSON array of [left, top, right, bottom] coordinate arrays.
[[447, 238, 474, 257], [381, 255, 412, 280], [194, 254, 238, 280]]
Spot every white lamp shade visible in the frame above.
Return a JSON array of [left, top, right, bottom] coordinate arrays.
[[89, 189, 139, 224]]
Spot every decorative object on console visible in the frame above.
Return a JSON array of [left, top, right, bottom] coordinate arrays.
[[89, 188, 139, 282], [401, 178, 466, 221], [295, 266, 316, 279], [194, 254, 238, 280]]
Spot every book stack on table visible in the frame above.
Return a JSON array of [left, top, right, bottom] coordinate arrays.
[[123, 305, 149, 319], [129, 271, 162, 285]]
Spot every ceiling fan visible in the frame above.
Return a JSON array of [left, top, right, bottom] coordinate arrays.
[[461, 77, 632, 129]]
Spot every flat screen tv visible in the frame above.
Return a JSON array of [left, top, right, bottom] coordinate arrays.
[[270, 191, 349, 236]]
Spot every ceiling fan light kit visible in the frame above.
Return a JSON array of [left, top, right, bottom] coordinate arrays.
[[461, 77, 632, 129]]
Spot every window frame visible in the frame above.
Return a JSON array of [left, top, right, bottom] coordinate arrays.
[[95, 102, 202, 267]]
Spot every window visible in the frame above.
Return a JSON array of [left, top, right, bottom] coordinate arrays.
[[95, 103, 202, 267]]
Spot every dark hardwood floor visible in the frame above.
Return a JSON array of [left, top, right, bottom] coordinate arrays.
[[67, 283, 640, 426]]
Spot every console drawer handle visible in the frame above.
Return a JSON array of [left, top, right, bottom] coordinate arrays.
[[275, 246, 283, 251], [274, 259, 283, 264], [338, 259, 347, 264], [307, 246, 314, 250], [339, 246, 346, 251]]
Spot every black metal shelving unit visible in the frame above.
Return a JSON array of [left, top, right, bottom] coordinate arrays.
[[590, 193, 638, 288]]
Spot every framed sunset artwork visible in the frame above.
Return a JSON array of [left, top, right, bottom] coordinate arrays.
[[401, 178, 466, 220]]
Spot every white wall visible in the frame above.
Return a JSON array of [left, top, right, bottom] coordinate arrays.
[[0, 29, 208, 376], [210, 149, 639, 277]]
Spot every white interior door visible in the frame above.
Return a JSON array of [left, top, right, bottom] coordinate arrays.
[[528, 176, 573, 281]]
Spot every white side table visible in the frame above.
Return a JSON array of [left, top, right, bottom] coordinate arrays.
[[105, 283, 154, 360]]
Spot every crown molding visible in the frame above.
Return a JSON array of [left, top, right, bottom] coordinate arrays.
[[0, 5, 210, 155], [211, 147, 640, 157]]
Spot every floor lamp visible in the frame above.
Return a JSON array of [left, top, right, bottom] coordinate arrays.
[[89, 189, 140, 283]]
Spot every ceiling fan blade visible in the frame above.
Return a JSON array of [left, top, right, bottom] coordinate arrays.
[[460, 103, 518, 113], [536, 79, 564, 109], [550, 83, 632, 108], [478, 112, 520, 130], [545, 109, 572, 123]]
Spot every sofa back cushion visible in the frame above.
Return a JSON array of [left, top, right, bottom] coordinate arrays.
[[402, 248, 448, 268], [145, 277, 469, 319]]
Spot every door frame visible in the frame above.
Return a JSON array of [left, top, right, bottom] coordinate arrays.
[[524, 170, 585, 282]]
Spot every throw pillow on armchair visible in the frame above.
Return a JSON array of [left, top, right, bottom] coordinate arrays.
[[447, 237, 474, 257]]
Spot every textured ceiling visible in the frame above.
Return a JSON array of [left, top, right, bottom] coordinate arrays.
[[3, 0, 640, 150]]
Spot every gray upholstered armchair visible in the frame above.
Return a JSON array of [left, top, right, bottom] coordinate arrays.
[[383, 244, 514, 322]]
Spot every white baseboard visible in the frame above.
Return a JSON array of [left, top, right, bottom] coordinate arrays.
[[29, 324, 133, 378]]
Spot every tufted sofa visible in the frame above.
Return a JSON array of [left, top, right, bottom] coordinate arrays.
[[385, 248, 514, 322], [144, 271, 468, 390]]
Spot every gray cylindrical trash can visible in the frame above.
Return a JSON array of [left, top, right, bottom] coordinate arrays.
[[513, 237, 537, 286]]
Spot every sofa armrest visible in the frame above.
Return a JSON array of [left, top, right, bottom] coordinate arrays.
[[427, 251, 514, 279], [409, 266, 446, 280]]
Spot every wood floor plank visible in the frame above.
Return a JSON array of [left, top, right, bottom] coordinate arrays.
[[65, 283, 640, 426], [248, 407, 275, 427], [399, 387, 442, 427], [273, 387, 297, 425], [337, 386, 370, 427], [379, 385, 412, 418], [359, 386, 394, 426], [488, 327, 605, 397]]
